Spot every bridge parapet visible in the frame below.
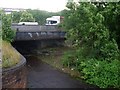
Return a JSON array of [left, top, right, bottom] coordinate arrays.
[[15, 30, 66, 41], [11, 25, 62, 32], [12, 25, 66, 41]]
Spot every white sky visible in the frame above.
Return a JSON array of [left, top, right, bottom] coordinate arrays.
[[0, 0, 68, 12]]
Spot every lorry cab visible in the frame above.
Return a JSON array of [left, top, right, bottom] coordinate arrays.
[[45, 16, 61, 25], [46, 18, 59, 25]]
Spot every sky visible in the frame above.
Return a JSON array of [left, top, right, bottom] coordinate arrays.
[[0, 0, 68, 12]]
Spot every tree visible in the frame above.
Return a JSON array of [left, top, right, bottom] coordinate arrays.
[[102, 3, 120, 49], [64, 1, 119, 60], [0, 10, 2, 40], [27, 9, 61, 25], [27, 9, 49, 25], [62, 1, 120, 88], [92, 1, 120, 49], [19, 11, 35, 22], [2, 13, 15, 42], [12, 11, 22, 23], [12, 9, 61, 25]]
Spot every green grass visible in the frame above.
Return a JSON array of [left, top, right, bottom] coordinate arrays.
[[2, 41, 20, 68], [38, 47, 81, 78]]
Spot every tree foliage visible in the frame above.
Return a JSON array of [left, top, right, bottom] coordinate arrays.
[[62, 1, 120, 88], [27, 9, 61, 25], [19, 11, 35, 22], [64, 2, 119, 60], [12, 11, 22, 23], [12, 9, 62, 25], [102, 3, 120, 49], [2, 13, 15, 42], [90, 2, 120, 48], [26, 9, 51, 25], [0, 10, 2, 39]]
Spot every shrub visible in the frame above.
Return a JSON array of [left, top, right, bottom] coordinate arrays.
[[62, 1, 120, 88], [1, 12, 20, 68], [2, 13, 16, 42], [100, 39, 119, 61], [19, 11, 35, 22], [62, 51, 77, 68], [80, 59, 120, 88]]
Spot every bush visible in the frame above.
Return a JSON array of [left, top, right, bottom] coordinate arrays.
[[62, 51, 77, 68], [100, 39, 119, 61], [19, 11, 35, 22], [62, 1, 120, 88], [62, 49, 87, 70], [80, 59, 120, 88], [2, 13, 16, 42]]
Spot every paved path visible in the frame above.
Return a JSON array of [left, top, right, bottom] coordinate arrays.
[[26, 55, 96, 88]]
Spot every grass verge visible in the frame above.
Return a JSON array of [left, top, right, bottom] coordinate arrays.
[[2, 41, 20, 68], [38, 46, 81, 78]]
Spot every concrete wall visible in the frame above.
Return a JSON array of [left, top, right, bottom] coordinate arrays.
[[11, 25, 62, 32], [11, 25, 65, 41], [15, 31, 66, 41]]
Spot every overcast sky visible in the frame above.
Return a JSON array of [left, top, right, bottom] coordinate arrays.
[[0, 0, 68, 12]]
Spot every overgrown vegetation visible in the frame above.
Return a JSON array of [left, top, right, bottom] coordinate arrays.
[[0, 10, 2, 46], [1, 11, 20, 68], [2, 41, 20, 68], [39, 47, 81, 78], [62, 1, 120, 88], [19, 11, 35, 22], [2, 13, 16, 42]]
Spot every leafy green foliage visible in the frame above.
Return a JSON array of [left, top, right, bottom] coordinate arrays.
[[27, 9, 60, 25], [100, 39, 119, 61], [0, 10, 2, 39], [62, 48, 120, 88], [12, 11, 22, 23], [92, 2, 120, 48], [19, 11, 35, 22], [62, 51, 77, 68], [12, 9, 62, 25], [64, 2, 119, 60], [2, 13, 15, 42], [62, 1, 120, 88], [102, 3, 120, 49], [80, 59, 120, 88]]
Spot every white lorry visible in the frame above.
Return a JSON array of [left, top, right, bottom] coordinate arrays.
[[45, 16, 64, 25]]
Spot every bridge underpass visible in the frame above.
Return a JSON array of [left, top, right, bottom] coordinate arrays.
[[12, 39, 65, 55], [11, 25, 96, 88], [11, 25, 66, 54], [12, 40, 94, 88]]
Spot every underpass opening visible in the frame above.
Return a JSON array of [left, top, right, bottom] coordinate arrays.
[[11, 39, 65, 55], [11, 38, 96, 88]]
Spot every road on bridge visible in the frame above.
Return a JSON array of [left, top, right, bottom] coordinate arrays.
[[26, 55, 96, 88]]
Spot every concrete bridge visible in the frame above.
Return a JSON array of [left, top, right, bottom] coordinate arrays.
[[11, 25, 66, 41]]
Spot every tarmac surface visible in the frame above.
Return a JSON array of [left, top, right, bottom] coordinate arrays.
[[26, 55, 97, 88]]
